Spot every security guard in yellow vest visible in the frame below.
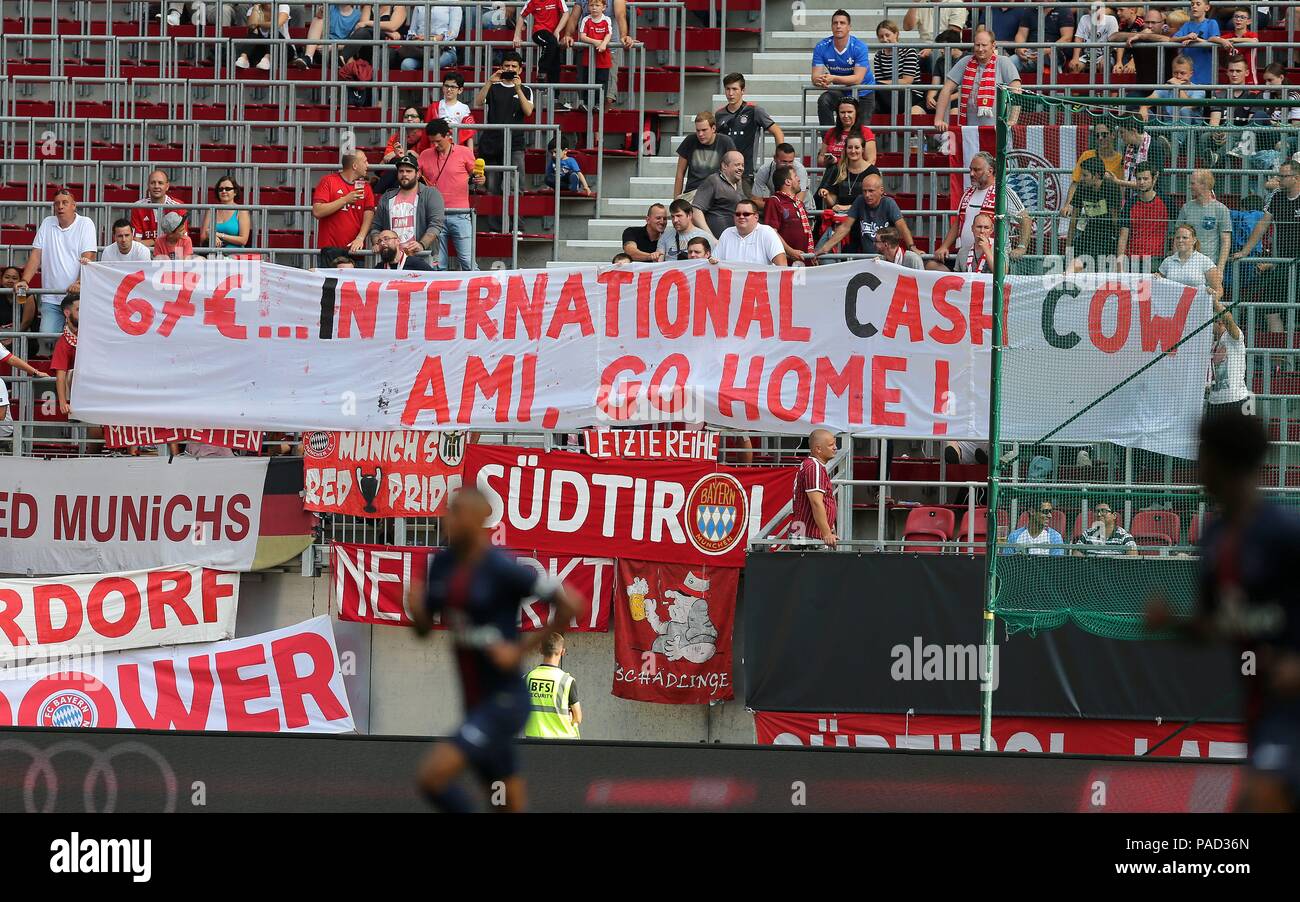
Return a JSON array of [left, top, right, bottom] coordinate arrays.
[[524, 633, 581, 739]]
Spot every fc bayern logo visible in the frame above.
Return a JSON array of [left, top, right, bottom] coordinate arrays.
[[304, 431, 337, 459], [41, 692, 96, 728], [1004, 150, 1063, 214], [685, 474, 748, 556]]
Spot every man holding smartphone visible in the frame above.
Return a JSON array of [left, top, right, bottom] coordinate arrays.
[[312, 149, 376, 260], [474, 51, 535, 232]]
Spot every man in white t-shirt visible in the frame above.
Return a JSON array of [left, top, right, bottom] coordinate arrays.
[[928, 152, 1031, 271], [101, 218, 153, 263], [1206, 300, 1252, 416], [15, 188, 97, 349], [713, 199, 788, 265]]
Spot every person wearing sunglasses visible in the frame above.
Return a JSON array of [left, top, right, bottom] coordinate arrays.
[[1004, 500, 1064, 556], [198, 176, 252, 251], [1074, 502, 1138, 556], [713, 199, 787, 266]]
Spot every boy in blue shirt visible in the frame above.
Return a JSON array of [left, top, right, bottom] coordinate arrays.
[[545, 140, 591, 193], [1173, 0, 1221, 86]]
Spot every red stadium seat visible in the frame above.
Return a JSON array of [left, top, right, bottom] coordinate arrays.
[[955, 507, 990, 554], [1130, 510, 1181, 547], [901, 506, 955, 554]]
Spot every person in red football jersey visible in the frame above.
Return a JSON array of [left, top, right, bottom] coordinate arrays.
[[514, 0, 567, 85]]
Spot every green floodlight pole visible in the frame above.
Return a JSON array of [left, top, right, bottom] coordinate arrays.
[[980, 86, 1012, 753]]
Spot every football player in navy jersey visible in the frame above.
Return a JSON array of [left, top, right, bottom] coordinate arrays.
[[1150, 410, 1300, 812], [406, 487, 579, 813]]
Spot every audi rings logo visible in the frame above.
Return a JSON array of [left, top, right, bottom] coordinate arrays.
[[0, 739, 179, 813]]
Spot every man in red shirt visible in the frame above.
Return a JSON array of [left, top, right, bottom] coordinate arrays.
[[132, 169, 186, 247], [792, 428, 839, 546], [312, 151, 376, 259], [1117, 162, 1169, 272], [762, 165, 814, 264], [419, 119, 484, 270]]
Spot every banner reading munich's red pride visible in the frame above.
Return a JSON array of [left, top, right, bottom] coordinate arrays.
[[612, 559, 738, 704], [302, 430, 466, 518], [330, 542, 612, 632], [463, 445, 794, 567]]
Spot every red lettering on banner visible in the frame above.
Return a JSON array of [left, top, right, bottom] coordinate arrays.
[[200, 568, 233, 624], [1089, 285, 1131, 354], [156, 269, 199, 337], [768, 357, 812, 421], [0, 686, 10, 725], [0, 589, 25, 645], [505, 273, 548, 340], [164, 495, 192, 541], [548, 272, 595, 338], [87, 577, 140, 639], [458, 355, 515, 423], [146, 569, 196, 629], [121, 496, 147, 540], [402, 356, 452, 425], [871, 355, 908, 427], [933, 359, 951, 435], [338, 280, 380, 339], [111, 270, 152, 335], [597, 355, 646, 421], [226, 495, 251, 540], [0, 492, 37, 539], [216, 645, 279, 730], [597, 269, 635, 337], [735, 272, 775, 339], [969, 281, 993, 346], [693, 268, 731, 338], [18, 672, 119, 728], [34, 584, 82, 645], [517, 353, 538, 422], [203, 274, 248, 339], [718, 354, 763, 420], [119, 657, 215, 730], [55, 495, 86, 541], [929, 276, 967, 344], [271, 632, 351, 729], [424, 281, 459, 340], [813, 356, 865, 425], [884, 276, 924, 341], [648, 354, 690, 414], [1138, 283, 1196, 355], [90, 497, 118, 543], [778, 271, 811, 342], [387, 280, 424, 340], [654, 270, 691, 339], [465, 276, 501, 340], [635, 270, 653, 338]]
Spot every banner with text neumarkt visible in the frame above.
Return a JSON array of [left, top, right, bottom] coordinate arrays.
[[74, 260, 1210, 454]]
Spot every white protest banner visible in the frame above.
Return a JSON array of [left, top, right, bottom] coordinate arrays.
[[73, 261, 1210, 455], [0, 457, 268, 575], [74, 259, 992, 438], [0, 616, 355, 733], [0, 566, 240, 660], [1000, 273, 1212, 458]]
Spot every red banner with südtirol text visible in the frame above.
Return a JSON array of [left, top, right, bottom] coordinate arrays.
[[103, 426, 264, 452], [73, 259, 993, 438], [582, 428, 718, 461], [329, 542, 612, 632], [612, 559, 737, 704], [463, 445, 794, 567], [753, 711, 1248, 759], [302, 430, 466, 517]]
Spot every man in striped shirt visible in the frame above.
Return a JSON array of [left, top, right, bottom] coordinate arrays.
[[1074, 503, 1139, 556], [792, 428, 838, 547]]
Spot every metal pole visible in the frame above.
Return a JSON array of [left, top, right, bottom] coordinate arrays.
[[980, 84, 1011, 752]]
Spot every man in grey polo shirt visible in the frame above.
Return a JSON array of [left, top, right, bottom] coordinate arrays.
[[1176, 169, 1233, 272]]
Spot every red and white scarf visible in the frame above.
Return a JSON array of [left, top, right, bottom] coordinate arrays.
[[957, 55, 999, 126], [965, 246, 991, 273], [957, 181, 998, 223], [62, 326, 78, 349], [1121, 132, 1152, 182]]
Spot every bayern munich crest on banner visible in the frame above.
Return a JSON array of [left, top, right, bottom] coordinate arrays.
[[686, 474, 748, 556], [41, 692, 97, 728]]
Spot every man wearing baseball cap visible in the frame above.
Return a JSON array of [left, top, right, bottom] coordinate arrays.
[[369, 151, 445, 267]]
